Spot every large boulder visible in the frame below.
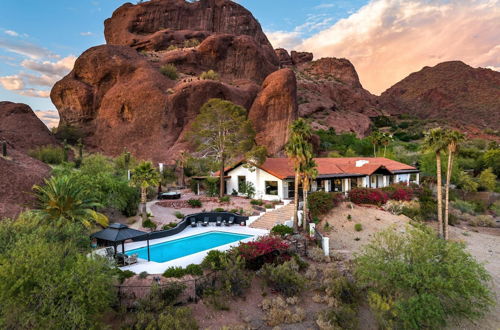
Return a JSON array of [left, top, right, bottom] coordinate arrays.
[[104, 0, 278, 66], [0, 101, 58, 152], [249, 69, 298, 154], [379, 61, 500, 131], [295, 58, 381, 136]]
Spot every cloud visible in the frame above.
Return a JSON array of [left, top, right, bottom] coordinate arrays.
[[314, 4, 336, 9], [34, 110, 60, 128], [80, 31, 94, 36], [293, 0, 500, 94], [0, 56, 75, 99], [266, 30, 303, 50], [21, 56, 76, 76], [0, 75, 25, 90], [0, 38, 57, 59], [4, 30, 19, 37]]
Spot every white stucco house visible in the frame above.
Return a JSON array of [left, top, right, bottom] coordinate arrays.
[[221, 157, 420, 201]]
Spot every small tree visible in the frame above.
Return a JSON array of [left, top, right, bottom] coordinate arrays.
[[130, 161, 160, 221], [187, 98, 262, 198], [200, 69, 219, 80], [159, 64, 178, 80], [478, 167, 496, 191]]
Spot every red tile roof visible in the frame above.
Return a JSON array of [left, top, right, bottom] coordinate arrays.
[[225, 157, 417, 180]]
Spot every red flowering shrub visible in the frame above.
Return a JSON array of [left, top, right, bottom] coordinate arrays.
[[348, 188, 388, 206], [234, 235, 290, 270], [307, 191, 344, 217], [381, 183, 415, 201]]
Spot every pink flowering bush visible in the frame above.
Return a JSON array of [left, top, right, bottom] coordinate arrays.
[[382, 183, 415, 201], [234, 235, 290, 270], [348, 188, 388, 206]]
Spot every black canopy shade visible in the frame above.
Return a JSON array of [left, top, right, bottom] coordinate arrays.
[[91, 223, 147, 242], [91, 223, 150, 260]]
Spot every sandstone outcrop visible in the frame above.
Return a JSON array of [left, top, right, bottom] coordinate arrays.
[[0, 102, 55, 219], [104, 0, 278, 66], [249, 69, 298, 154], [0, 101, 58, 152], [291, 51, 313, 65], [295, 58, 380, 136], [380, 61, 500, 131]]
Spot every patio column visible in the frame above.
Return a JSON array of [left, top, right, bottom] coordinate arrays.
[[383, 176, 388, 187], [416, 173, 420, 185]]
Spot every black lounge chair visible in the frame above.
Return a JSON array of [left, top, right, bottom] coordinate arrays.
[[202, 217, 209, 226], [190, 217, 197, 227], [227, 216, 235, 226], [216, 216, 222, 226]]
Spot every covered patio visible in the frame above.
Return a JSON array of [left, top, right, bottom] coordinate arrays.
[[91, 223, 152, 261]]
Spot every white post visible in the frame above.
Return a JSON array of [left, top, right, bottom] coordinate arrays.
[[127, 170, 131, 181], [297, 210, 303, 227], [159, 163, 164, 173], [416, 173, 420, 185], [383, 175, 388, 187], [309, 223, 316, 238], [322, 237, 330, 257]]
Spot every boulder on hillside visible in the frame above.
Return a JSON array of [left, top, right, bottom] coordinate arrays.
[[249, 68, 298, 154], [291, 51, 313, 65]]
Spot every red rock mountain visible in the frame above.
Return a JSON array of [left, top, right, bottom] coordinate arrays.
[[0, 102, 54, 218], [380, 61, 500, 131]]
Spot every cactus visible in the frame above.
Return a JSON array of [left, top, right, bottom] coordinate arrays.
[[1, 141, 6, 157]]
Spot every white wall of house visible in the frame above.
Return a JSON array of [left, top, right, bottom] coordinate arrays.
[[226, 165, 284, 201]]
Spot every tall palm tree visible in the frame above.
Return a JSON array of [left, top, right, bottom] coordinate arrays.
[[33, 176, 108, 229], [300, 157, 318, 231], [443, 130, 464, 240], [285, 118, 313, 232], [130, 161, 160, 221], [380, 132, 393, 157], [423, 128, 448, 238], [369, 131, 382, 157]]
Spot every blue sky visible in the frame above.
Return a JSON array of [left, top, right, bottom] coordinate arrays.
[[1, 0, 499, 127]]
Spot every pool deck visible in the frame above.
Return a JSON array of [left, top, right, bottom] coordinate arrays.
[[118, 225, 269, 274]]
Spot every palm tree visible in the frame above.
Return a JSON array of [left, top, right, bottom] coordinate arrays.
[[33, 176, 108, 229], [130, 161, 160, 221], [380, 132, 393, 157], [369, 131, 382, 157], [285, 119, 313, 232], [423, 128, 448, 238], [300, 157, 318, 231], [443, 130, 464, 240]]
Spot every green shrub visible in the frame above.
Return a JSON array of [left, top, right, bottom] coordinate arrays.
[[478, 168, 496, 191], [239, 181, 255, 198], [217, 254, 252, 297], [139, 271, 149, 279], [201, 250, 227, 270], [54, 125, 83, 144], [259, 260, 306, 297], [251, 199, 264, 206], [134, 306, 197, 329], [187, 198, 202, 207], [174, 211, 184, 219], [142, 218, 157, 231], [469, 215, 495, 227], [185, 264, 203, 276], [162, 222, 177, 230], [401, 206, 421, 220], [271, 224, 294, 237], [308, 191, 334, 217], [355, 226, 493, 329], [219, 195, 230, 203], [28, 145, 65, 164], [163, 266, 186, 278], [452, 200, 476, 215], [183, 38, 200, 48], [115, 269, 135, 284], [200, 69, 219, 80], [166, 44, 178, 51], [213, 207, 225, 212], [159, 64, 178, 80], [354, 223, 362, 232], [264, 203, 274, 209], [490, 201, 500, 216]]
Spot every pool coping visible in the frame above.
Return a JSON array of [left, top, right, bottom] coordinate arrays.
[[117, 225, 269, 274]]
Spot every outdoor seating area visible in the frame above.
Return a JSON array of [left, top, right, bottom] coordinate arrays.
[[187, 212, 244, 228]]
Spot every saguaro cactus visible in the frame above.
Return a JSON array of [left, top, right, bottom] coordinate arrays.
[[1, 141, 6, 157]]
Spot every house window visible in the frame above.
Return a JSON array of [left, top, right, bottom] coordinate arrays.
[[265, 181, 278, 195], [351, 178, 358, 189], [333, 179, 342, 192], [238, 176, 246, 192]]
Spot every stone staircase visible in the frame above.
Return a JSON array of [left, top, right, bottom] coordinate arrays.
[[249, 203, 296, 230]]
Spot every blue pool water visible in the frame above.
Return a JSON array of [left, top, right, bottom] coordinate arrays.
[[126, 231, 253, 263]]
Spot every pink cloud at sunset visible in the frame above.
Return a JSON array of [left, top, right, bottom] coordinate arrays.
[[270, 0, 500, 95]]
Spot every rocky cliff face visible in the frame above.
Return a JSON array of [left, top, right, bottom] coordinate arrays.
[[52, 0, 294, 161], [380, 61, 500, 131], [0, 102, 54, 218]]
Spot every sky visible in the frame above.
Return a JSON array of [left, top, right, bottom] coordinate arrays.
[[0, 0, 499, 127]]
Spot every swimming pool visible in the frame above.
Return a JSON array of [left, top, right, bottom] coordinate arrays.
[[126, 231, 253, 263]]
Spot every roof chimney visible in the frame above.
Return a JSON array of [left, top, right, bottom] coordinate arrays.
[[356, 160, 369, 167]]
